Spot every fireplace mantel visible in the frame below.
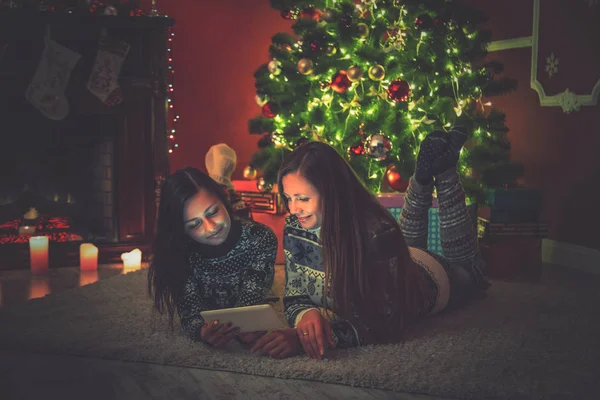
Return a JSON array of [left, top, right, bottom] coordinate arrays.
[[0, 12, 174, 269]]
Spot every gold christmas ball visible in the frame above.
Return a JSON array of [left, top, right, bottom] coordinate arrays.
[[368, 64, 386, 81], [297, 58, 314, 75], [347, 66, 363, 82], [357, 23, 370, 37], [243, 165, 258, 180], [325, 45, 337, 56], [257, 177, 273, 193], [268, 59, 282, 75]]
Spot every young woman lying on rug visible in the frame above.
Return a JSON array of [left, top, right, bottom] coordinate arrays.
[[148, 167, 278, 349], [251, 129, 490, 360]]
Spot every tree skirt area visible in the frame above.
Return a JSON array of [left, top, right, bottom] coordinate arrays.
[[0, 268, 598, 400]]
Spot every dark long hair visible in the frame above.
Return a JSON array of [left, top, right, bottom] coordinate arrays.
[[277, 142, 431, 340], [148, 167, 232, 330]]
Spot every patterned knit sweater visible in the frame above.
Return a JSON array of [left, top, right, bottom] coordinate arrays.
[[178, 218, 277, 340], [283, 214, 450, 348]]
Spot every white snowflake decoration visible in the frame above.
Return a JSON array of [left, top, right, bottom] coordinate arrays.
[[545, 52, 559, 78], [584, 0, 598, 7]]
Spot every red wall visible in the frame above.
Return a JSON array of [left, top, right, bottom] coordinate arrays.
[[161, 0, 600, 251], [160, 0, 292, 177]]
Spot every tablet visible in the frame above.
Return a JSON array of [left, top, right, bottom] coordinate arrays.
[[200, 304, 286, 333]]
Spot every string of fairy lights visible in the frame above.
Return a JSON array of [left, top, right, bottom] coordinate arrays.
[[254, 0, 498, 191], [166, 25, 179, 155]]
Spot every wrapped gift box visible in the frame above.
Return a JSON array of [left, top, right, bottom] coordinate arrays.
[[477, 217, 548, 282], [480, 238, 543, 282], [483, 188, 542, 223]]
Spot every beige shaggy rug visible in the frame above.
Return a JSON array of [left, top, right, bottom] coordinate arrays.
[[0, 267, 599, 400]]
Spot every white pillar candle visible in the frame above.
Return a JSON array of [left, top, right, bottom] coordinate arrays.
[[29, 236, 49, 275], [79, 243, 99, 271], [121, 248, 142, 270], [79, 271, 99, 287]]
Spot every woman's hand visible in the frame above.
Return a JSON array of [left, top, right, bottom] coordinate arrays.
[[237, 331, 267, 346], [250, 328, 301, 359], [200, 320, 239, 348], [296, 309, 335, 359]]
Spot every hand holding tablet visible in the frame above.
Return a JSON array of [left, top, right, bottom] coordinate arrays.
[[200, 304, 286, 333]]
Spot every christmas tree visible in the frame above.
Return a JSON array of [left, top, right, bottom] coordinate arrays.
[[248, 0, 523, 201]]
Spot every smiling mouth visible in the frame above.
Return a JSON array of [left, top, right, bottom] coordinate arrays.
[[208, 226, 223, 238], [297, 215, 311, 223]]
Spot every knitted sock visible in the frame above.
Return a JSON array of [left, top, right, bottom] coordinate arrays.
[[431, 129, 468, 176], [414, 130, 449, 185]]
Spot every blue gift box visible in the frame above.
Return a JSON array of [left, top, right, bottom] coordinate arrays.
[[377, 193, 443, 255], [377, 193, 477, 257], [483, 188, 542, 223]]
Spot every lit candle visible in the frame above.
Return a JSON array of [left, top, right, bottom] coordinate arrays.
[[79, 243, 98, 271], [79, 271, 99, 286], [121, 248, 142, 270], [29, 236, 49, 275]]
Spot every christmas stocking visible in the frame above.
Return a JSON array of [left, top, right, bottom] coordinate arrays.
[[25, 34, 81, 121], [87, 30, 130, 106]]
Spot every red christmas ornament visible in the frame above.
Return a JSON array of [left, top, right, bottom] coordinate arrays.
[[331, 70, 352, 93], [387, 79, 411, 102], [262, 102, 277, 118], [300, 7, 323, 21], [349, 141, 366, 156], [385, 165, 409, 192]]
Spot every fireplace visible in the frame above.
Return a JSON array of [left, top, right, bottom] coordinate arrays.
[[0, 116, 119, 245], [0, 13, 173, 269]]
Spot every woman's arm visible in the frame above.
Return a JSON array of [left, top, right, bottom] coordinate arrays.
[[177, 274, 212, 341], [236, 225, 278, 306]]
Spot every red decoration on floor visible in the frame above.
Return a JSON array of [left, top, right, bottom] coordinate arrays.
[[0, 216, 79, 244]]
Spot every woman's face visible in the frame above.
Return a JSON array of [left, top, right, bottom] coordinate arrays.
[[183, 189, 231, 245], [282, 172, 322, 230]]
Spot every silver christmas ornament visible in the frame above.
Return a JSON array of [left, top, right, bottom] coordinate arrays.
[[366, 134, 392, 161]]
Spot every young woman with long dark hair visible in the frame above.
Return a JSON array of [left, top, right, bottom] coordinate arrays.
[[148, 167, 277, 348], [251, 128, 489, 359]]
